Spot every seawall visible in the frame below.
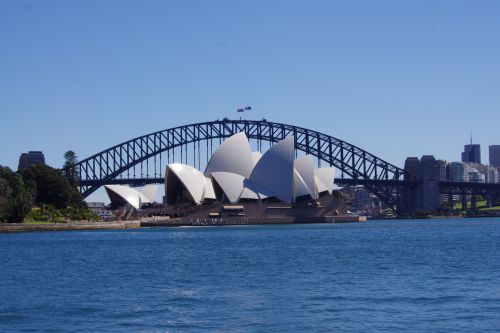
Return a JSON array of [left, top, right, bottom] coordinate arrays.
[[0, 221, 141, 233], [0, 215, 366, 233], [140, 215, 366, 227]]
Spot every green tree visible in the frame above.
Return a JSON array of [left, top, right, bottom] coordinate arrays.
[[21, 164, 75, 209], [63, 150, 79, 186], [0, 166, 32, 222]]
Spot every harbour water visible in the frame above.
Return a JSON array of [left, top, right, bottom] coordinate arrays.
[[1, 218, 500, 332]]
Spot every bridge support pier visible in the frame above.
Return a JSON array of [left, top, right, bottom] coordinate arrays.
[[448, 192, 453, 209], [487, 194, 493, 208], [471, 195, 477, 210], [461, 192, 468, 210]]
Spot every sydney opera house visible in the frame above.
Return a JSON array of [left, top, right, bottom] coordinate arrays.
[[105, 133, 346, 223]]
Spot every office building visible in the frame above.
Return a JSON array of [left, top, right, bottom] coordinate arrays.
[[449, 162, 469, 182], [420, 156, 441, 210], [490, 145, 500, 167], [18, 151, 45, 171], [403, 156, 441, 212], [462, 144, 481, 164], [485, 165, 500, 184]]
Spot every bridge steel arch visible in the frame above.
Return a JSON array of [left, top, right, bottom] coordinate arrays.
[[76, 119, 406, 211]]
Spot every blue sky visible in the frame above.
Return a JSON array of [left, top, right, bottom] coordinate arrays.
[[1, 0, 499, 172]]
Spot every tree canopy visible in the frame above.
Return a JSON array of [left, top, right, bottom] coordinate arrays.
[[0, 166, 32, 222], [63, 150, 79, 186], [0, 162, 96, 223], [21, 164, 83, 209]]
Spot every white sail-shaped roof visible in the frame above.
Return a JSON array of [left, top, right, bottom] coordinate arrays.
[[240, 187, 261, 200], [315, 176, 328, 194], [294, 155, 318, 200], [210, 172, 262, 202], [243, 178, 273, 200], [138, 184, 161, 202], [294, 169, 311, 199], [166, 163, 206, 204], [251, 151, 262, 167], [211, 172, 246, 204], [162, 133, 335, 205], [314, 167, 336, 195], [104, 185, 151, 209], [248, 137, 295, 203], [204, 132, 254, 178], [204, 177, 216, 200]]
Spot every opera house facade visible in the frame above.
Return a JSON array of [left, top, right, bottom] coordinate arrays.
[[105, 133, 346, 222]]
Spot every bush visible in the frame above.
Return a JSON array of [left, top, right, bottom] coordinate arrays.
[[61, 204, 100, 221], [26, 206, 65, 223]]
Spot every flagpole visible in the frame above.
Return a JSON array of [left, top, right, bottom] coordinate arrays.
[[237, 106, 251, 120], [244, 106, 251, 120]]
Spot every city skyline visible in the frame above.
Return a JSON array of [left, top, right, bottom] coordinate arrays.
[[1, 1, 499, 171]]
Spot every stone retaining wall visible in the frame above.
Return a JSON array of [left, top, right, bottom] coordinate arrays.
[[0, 221, 141, 233]]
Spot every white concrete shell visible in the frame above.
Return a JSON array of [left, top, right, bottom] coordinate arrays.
[[314, 167, 336, 195], [104, 185, 151, 209], [248, 137, 295, 203], [294, 155, 318, 200], [294, 169, 311, 199], [204, 132, 254, 178], [166, 163, 206, 204], [315, 176, 328, 194], [138, 184, 161, 202], [162, 133, 335, 205], [240, 187, 261, 200], [243, 179, 273, 200], [210, 172, 262, 203], [204, 177, 216, 200], [251, 151, 262, 167], [211, 172, 246, 204]]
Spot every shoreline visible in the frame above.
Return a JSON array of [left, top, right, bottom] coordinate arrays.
[[2, 214, 499, 233], [0, 221, 141, 233], [1, 215, 366, 233]]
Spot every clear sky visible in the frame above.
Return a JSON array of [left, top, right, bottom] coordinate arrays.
[[1, 0, 499, 172]]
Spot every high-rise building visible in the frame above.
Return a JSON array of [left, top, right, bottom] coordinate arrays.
[[489, 145, 500, 167], [404, 157, 422, 212], [449, 162, 469, 182], [436, 160, 449, 205], [484, 165, 500, 184], [403, 156, 441, 212], [18, 151, 45, 171], [420, 155, 441, 210], [436, 160, 448, 181], [461, 144, 481, 164]]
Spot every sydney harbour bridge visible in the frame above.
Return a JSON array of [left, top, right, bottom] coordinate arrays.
[[72, 119, 500, 214]]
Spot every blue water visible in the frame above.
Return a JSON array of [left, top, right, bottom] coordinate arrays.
[[1, 219, 500, 332]]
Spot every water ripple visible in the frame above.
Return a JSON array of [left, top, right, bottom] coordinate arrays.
[[1, 218, 500, 332]]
